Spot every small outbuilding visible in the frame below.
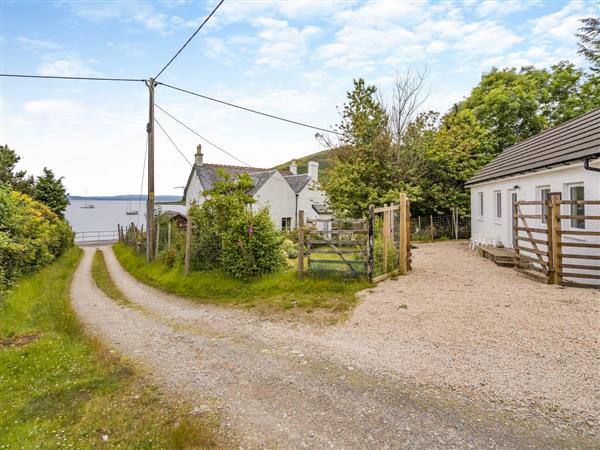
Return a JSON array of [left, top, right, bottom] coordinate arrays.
[[466, 107, 600, 249]]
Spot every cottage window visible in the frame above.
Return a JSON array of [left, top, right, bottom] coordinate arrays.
[[569, 185, 585, 229], [539, 187, 551, 224], [281, 217, 292, 231], [494, 191, 502, 219], [478, 192, 484, 217]]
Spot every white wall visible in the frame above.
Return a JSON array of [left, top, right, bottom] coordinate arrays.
[[297, 180, 328, 226], [469, 160, 600, 285], [252, 171, 297, 230], [185, 170, 203, 207]]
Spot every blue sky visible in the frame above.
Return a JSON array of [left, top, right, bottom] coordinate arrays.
[[0, 0, 596, 196]]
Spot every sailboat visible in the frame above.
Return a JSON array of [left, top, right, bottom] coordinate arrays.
[[81, 189, 95, 209], [126, 195, 138, 216]]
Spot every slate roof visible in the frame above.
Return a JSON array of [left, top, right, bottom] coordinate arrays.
[[184, 163, 314, 198], [466, 107, 600, 186], [248, 170, 277, 195], [283, 174, 312, 193]]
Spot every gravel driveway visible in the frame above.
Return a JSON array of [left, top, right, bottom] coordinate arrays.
[[70, 243, 600, 448]]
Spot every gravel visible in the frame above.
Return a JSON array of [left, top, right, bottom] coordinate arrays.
[[70, 244, 600, 448]]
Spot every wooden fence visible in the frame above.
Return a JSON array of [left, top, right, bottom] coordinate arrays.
[[513, 193, 600, 288], [297, 194, 411, 282]]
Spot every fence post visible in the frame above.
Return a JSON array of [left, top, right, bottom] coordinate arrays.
[[406, 199, 412, 271], [297, 210, 304, 278], [399, 194, 408, 275], [156, 219, 161, 256], [430, 215, 434, 241], [184, 215, 192, 275], [367, 204, 374, 282], [549, 192, 562, 285], [513, 201, 520, 267], [167, 222, 171, 249], [383, 204, 389, 274]]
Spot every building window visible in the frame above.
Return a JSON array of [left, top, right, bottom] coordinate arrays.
[[569, 185, 585, 229], [281, 217, 292, 231], [539, 187, 550, 224], [478, 192, 484, 217], [494, 191, 502, 219]]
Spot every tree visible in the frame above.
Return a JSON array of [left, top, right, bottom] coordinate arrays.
[[422, 109, 494, 216], [33, 168, 69, 217], [577, 17, 600, 71], [0, 145, 34, 195], [322, 75, 428, 217]]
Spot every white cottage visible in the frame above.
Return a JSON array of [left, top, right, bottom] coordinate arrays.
[[184, 144, 331, 230], [466, 107, 600, 249]]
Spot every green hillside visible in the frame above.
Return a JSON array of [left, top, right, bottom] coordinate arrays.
[[275, 148, 335, 180]]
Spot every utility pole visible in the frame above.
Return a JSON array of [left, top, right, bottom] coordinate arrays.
[[146, 77, 156, 262]]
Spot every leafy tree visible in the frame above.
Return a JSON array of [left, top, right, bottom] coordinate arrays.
[[460, 67, 547, 153], [0, 145, 34, 195], [34, 168, 69, 217], [421, 109, 494, 216], [335, 78, 388, 149], [577, 17, 600, 71]]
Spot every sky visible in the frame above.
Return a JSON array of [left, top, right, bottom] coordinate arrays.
[[0, 0, 597, 196]]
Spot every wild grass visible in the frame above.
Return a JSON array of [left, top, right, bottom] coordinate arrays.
[[0, 247, 226, 449], [113, 243, 370, 321], [91, 249, 131, 306]]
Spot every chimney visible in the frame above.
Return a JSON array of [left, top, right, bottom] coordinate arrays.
[[195, 144, 203, 166], [289, 159, 298, 175], [307, 160, 318, 182]]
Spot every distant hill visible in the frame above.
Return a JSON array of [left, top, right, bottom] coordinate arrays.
[[275, 149, 335, 181], [68, 194, 183, 202]]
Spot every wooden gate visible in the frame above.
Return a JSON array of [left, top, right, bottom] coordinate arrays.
[[299, 213, 368, 277], [369, 193, 411, 282], [513, 193, 600, 288], [296, 193, 412, 282]]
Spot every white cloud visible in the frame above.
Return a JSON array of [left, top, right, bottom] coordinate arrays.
[[476, 0, 538, 18], [38, 55, 98, 77], [17, 36, 63, 50], [24, 99, 82, 115], [454, 22, 523, 55], [251, 17, 322, 69], [531, 0, 592, 43]]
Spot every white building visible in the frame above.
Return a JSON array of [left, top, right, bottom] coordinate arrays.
[[466, 107, 600, 286], [466, 107, 600, 249], [184, 145, 331, 230]]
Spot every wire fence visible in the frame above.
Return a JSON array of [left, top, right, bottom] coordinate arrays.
[[411, 213, 471, 241]]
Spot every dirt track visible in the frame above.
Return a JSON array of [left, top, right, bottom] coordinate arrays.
[[69, 243, 600, 448]]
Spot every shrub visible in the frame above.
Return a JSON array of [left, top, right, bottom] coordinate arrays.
[[0, 187, 73, 294], [281, 238, 298, 259], [221, 208, 285, 278]]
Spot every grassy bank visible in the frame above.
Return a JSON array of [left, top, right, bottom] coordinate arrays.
[[113, 243, 370, 322], [0, 247, 224, 449], [91, 249, 131, 306]]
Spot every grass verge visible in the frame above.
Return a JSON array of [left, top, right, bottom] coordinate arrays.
[[113, 243, 370, 323], [0, 247, 226, 449], [91, 249, 131, 306]]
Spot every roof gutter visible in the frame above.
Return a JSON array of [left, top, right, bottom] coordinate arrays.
[[583, 157, 600, 173]]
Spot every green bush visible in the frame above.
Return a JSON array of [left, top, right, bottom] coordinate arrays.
[[221, 208, 286, 278], [281, 238, 298, 259], [0, 187, 73, 294]]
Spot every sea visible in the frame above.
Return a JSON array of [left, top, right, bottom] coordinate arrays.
[[65, 199, 186, 236]]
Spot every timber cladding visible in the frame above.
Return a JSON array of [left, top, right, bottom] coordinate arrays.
[[513, 196, 600, 288]]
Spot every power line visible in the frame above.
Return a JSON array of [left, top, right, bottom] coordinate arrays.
[[0, 73, 145, 82], [154, 104, 307, 191], [155, 0, 225, 80], [156, 82, 342, 136], [154, 117, 193, 167], [155, 103, 251, 167]]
